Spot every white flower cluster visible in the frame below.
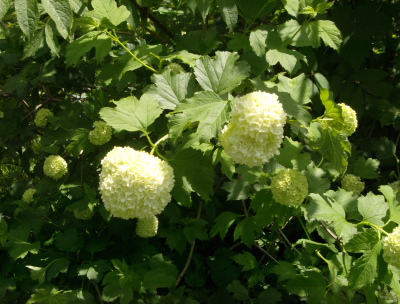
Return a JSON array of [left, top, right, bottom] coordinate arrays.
[[136, 216, 159, 238], [271, 169, 308, 206], [34, 109, 53, 127], [389, 181, 400, 202], [220, 91, 287, 167], [43, 155, 68, 180], [99, 147, 175, 219], [383, 226, 400, 269], [88, 121, 112, 146], [74, 208, 94, 220], [341, 174, 364, 196], [22, 188, 36, 203], [321, 103, 357, 137]]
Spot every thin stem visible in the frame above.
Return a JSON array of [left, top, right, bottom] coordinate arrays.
[[229, 241, 243, 250], [245, 0, 274, 32], [254, 242, 280, 265], [315, 250, 335, 269], [357, 221, 389, 236], [242, 200, 249, 217], [276, 229, 302, 257], [297, 216, 311, 240], [90, 281, 104, 304]]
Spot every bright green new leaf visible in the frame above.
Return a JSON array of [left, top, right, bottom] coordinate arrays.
[[66, 128, 95, 157], [285, 271, 326, 304], [307, 193, 356, 244], [9, 241, 40, 260], [209, 211, 240, 240], [275, 137, 311, 171], [90, 0, 130, 26], [217, 0, 238, 32], [308, 20, 342, 51], [0, 0, 12, 19], [15, 0, 39, 39], [145, 69, 196, 110], [194, 51, 250, 94], [278, 20, 314, 47], [304, 164, 331, 195], [280, 0, 301, 16], [168, 91, 230, 143], [249, 25, 269, 57], [358, 192, 388, 226], [212, 147, 235, 180], [232, 251, 258, 271], [100, 94, 162, 133], [42, 0, 72, 40], [278, 73, 311, 105], [66, 31, 111, 66], [353, 157, 380, 179], [266, 48, 307, 74], [234, 217, 262, 248]]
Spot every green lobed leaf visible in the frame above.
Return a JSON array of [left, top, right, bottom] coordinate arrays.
[[309, 20, 342, 51], [46, 258, 70, 282], [357, 192, 388, 226], [269, 261, 298, 282], [9, 241, 40, 260], [304, 164, 331, 195], [0, 0, 12, 19], [55, 228, 84, 252], [249, 25, 269, 57], [280, 0, 301, 16], [15, 0, 39, 39], [0, 277, 16, 299], [266, 48, 307, 74], [168, 91, 230, 143], [78, 259, 110, 282], [212, 147, 235, 180], [278, 20, 314, 48], [234, 217, 262, 248], [275, 137, 311, 171], [26, 287, 69, 304], [45, 19, 60, 57], [42, 0, 72, 40], [217, 0, 238, 32], [21, 27, 45, 59], [194, 51, 250, 94], [66, 31, 111, 66], [209, 211, 240, 240], [159, 50, 201, 68], [143, 254, 178, 290], [100, 94, 162, 133], [285, 271, 326, 304], [232, 251, 258, 271], [26, 266, 46, 284], [325, 188, 358, 214], [221, 180, 251, 201], [183, 219, 209, 243], [353, 157, 380, 179], [227, 280, 251, 300], [277, 73, 312, 105], [379, 185, 400, 224], [66, 128, 95, 157], [90, 0, 130, 26], [258, 287, 282, 304]]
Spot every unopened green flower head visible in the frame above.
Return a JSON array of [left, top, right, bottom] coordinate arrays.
[[383, 226, 400, 269], [43, 155, 68, 180], [220, 91, 287, 167], [22, 188, 36, 203], [166, 63, 184, 74], [389, 181, 400, 202], [31, 136, 41, 154], [271, 169, 308, 206], [99, 147, 175, 219], [74, 208, 94, 220], [321, 103, 357, 137], [136, 216, 158, 238], [34, 109, 53, 127], [341, 174, 364, 196], [88, 121, 112, 145]]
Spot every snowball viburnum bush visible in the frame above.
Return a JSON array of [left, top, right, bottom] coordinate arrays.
[[321, 103, 358, 137], [99, 147, 175, 219], [34, 109, 53, 127], [341, 174, 364, 196], [220, 91, 287, 167], [136, 216, 159, 238], [271, 169, 308, 206], [43, 155, 68, 180], [383, 226, 400, 269], [22, 188, 36, 203], [88, 121, 112, 145]]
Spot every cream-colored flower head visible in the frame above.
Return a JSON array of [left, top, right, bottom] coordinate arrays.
[[271, 169, 308, 206], [99, 147, 175, 219], [136, 216, 158, 238], [88, 121, 112, 146], [22, 188, 36, 203], [383, 226, 400, 269], [74, 208, 94, 220], [321, 103, 357, 137], [341, 174, 364, 196], [220, 91, 287, 167], [34, 109, 54, 127], [389, 181, 400, 202], [43, 155, 68, 180]]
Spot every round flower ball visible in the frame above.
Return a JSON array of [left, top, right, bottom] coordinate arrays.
[[99, 147, 175, 219], [22, 188, 36, 203], [43, 155, 68, 180], [167, 63, 184, 74], [383, 226, 400, 269], [271, 169, 308, 206], [341, 174, 364, 196], [220, 91, 287, 167], [74, 208, 94, 220], [321, 103, 357, 137], [88, 121, 112, 146], [136, 216, 158, 238], [34, 109, 54, 127]]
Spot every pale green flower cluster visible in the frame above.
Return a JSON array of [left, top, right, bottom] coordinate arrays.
[[88, 121, 112, 146], [389, 181, 400, 202], [341, 174, 364, 196], [99, 147, 175, 219], [22, 188, 36, 203], [34, 109, 53, 127], [271, 169, 308, 206], [321, 103, 357, 137], [383, 226, 400, 269], [43, 155, 68, 180], [167, 63, 184, 74], [74, 208, 94, 220], [220, 91, 287, 167], [136, 216, 158, 238]]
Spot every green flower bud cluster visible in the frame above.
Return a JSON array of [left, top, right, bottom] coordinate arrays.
[[341, 174, 364, 196], [34, 109, 53, 127], [383, 226, 400, 269], [321, 103, 357, 137], [88, 121, 112, 146], [43, 155, 68, 180], [271, 169, 308, 206], [136, 216, 158, 238], [166, 63, 184, 74], [389, 181, 400, 202], [22, 188, 36, 203], [74, 208, 94, 220]]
